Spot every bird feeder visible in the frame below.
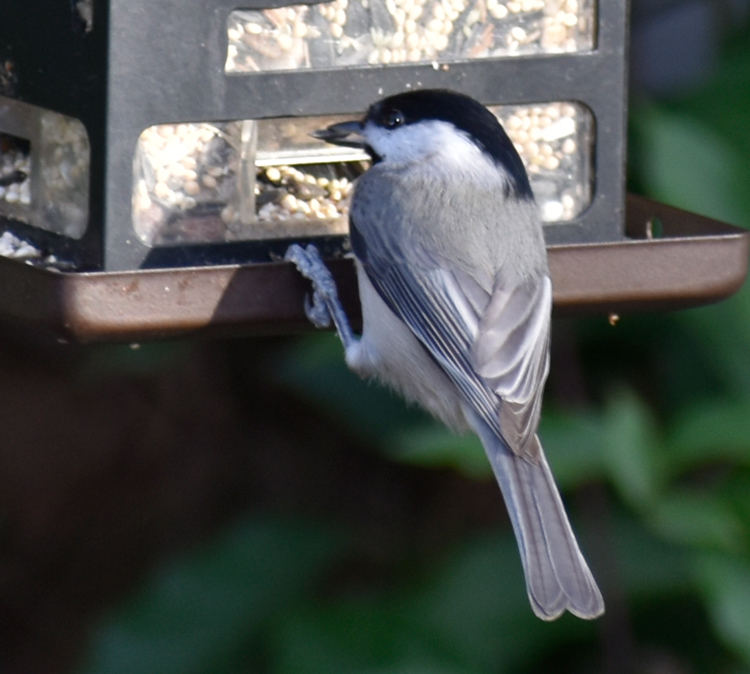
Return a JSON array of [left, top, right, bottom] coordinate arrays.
[[0, 0, 746, 341]]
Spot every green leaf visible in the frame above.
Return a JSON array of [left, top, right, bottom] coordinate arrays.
[[270, 532, 595, 674], [271, 601, 423, 674], [719, 472, 750, 540], [671, 290, 750, 400], [538, 410, 608, 490], [610, 510, 693, 600], [667, 400, 750, 475], [631, 102, 749, 226], [601, 389, 663, 509], [77, 518, 344, 674], [387, 424, 492, 478], [409, 534, 543, 671], [695, 554, 750, 665], [650, 490, 745, 553]]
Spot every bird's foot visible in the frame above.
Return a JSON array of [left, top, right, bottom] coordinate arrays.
[[284, 244, 356, 347], [285, 243, 334, 328]]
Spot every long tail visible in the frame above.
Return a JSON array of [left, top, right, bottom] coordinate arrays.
[[472, 415, 604, 620]]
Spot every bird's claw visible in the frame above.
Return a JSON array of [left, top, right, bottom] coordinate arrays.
[[285, 243, 335, 329], [285, 243, 357, 348], [303, 289, 333, 328]]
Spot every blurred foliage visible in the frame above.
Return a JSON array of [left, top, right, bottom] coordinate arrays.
[[77, 20, 750, 674]]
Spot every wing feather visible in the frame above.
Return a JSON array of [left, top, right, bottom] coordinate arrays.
[[477, 278, 551, 457], [352, 212, 550, 456]]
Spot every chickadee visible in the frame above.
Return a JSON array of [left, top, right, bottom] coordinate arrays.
[[285, 89, 604, 620]]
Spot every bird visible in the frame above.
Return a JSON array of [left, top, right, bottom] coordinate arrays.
[[285, 89, 604, 620]]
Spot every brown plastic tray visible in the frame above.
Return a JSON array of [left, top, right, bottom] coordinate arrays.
[[0, 194, 747, 342]]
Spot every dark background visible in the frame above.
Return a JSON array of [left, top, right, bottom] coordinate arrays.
[[4, 1, 750, 672]]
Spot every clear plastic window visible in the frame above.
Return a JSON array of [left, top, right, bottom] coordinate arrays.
[[0, 133, 31, 210], [226, 0, 595, 73], [501, 101, 592, 222], [133, 101, 591, 246], [0, 96, 90, 239]]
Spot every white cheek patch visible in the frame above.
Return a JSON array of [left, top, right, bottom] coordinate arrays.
[[363, 122, 432, 164], [363, 119, 511, 190]]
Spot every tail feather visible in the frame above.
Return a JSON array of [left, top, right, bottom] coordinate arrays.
[[473, 416, 604, 620]]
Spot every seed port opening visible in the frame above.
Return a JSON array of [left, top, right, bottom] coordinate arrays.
[[132, 102, 593, 246]]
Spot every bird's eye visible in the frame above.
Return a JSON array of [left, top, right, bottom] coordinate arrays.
[[383, 109, 404, 129]]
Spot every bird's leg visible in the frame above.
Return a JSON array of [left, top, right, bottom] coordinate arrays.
[[284, 244, 333, 328], [284, 243, 357, 350]]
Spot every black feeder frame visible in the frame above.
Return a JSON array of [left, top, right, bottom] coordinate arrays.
[[0, 0, 747, 341]]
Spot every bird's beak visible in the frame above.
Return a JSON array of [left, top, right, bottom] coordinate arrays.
[[311, 120, 366, 149]]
